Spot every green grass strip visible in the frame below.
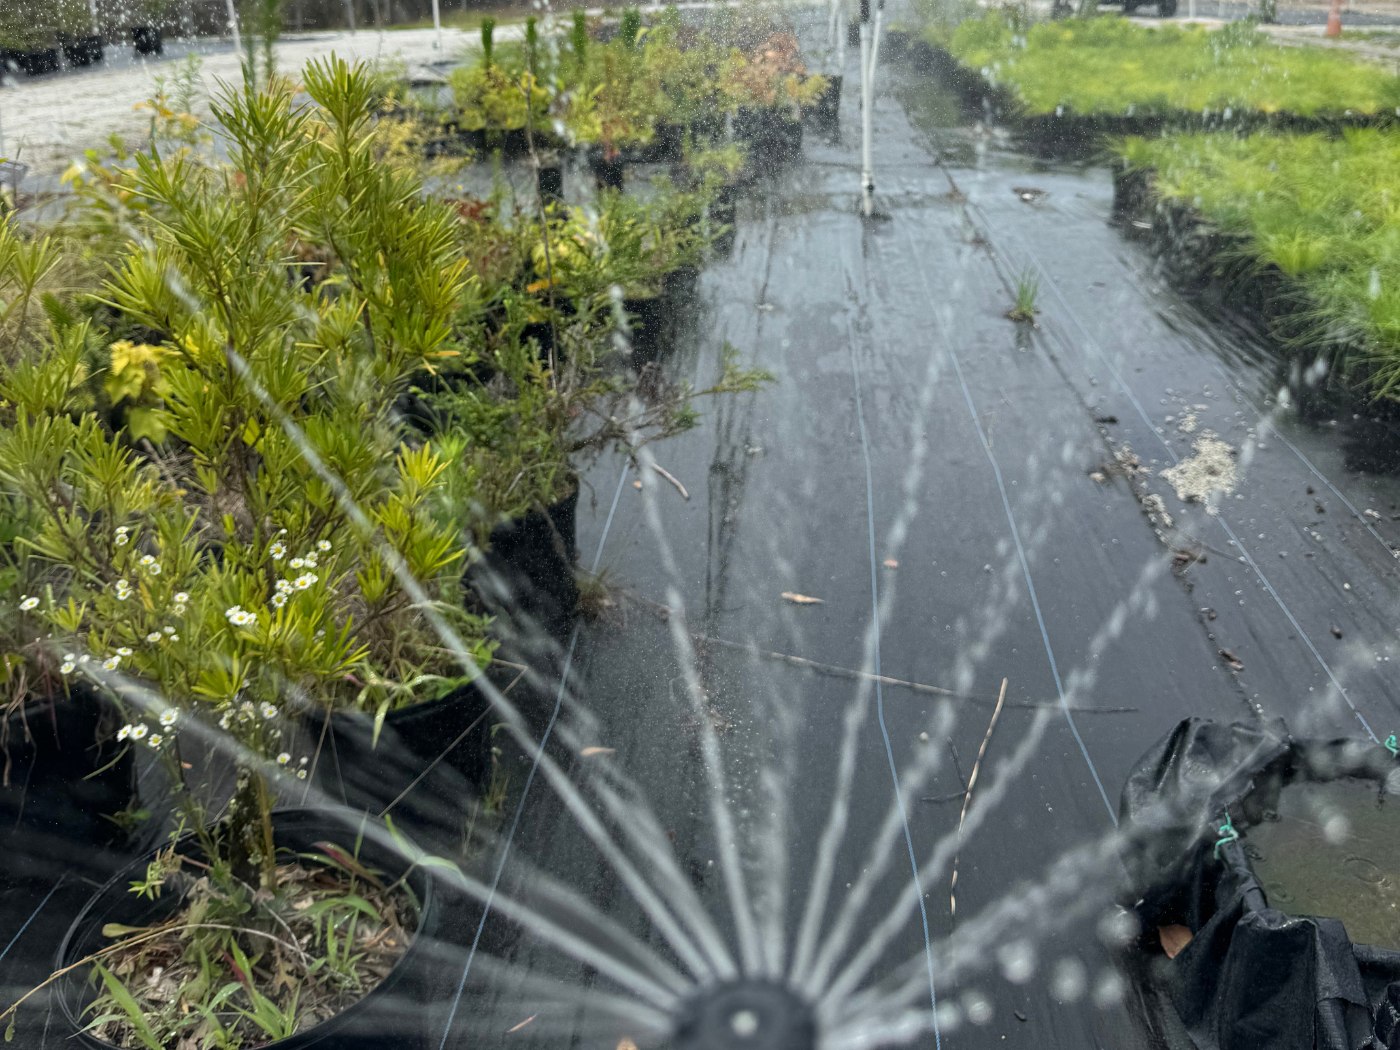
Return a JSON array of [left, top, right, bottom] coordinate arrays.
[[1120, 128, 1400, 397], [937, 14, 1400, 119]]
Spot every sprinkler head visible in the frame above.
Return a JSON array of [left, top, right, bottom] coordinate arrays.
[[673, 980, 817, 1050]]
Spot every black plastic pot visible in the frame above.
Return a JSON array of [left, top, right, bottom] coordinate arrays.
[[538, 161, 564, 204], [623, 292, 667, 364], [56, 807, 447, 1050], [10, 47, 60, 76], [131, 25, 162, 55], [807, 74, 842, 132], [711, 184, 738, 257], [734, 107, 803, 162], [469, 485, 580, 649], [61, 35, 104, 67], [312, 681, 496, 848], [0, 685, 135, 886], [589, 149, 626, 192]]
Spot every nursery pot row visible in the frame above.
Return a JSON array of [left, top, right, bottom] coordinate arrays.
[[56, 807, 449, 1050], [0, 683, 136, 887]]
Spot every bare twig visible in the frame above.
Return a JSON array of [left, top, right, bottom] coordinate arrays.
[[950, 676, 1008, 920], [626, 593, 1135, 714], [650, 462, 690, 500]]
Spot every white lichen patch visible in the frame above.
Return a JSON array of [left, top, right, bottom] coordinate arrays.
[[1178, 412, 1199, 434], [1161, 432, 1237, 511]]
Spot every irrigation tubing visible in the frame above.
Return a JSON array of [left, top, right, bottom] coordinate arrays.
[[843, 315, 944, 1047]]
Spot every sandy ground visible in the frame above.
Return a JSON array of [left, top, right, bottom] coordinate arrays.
[[0, 27, 486, 183]]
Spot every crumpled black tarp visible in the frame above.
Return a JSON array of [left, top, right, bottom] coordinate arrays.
[[1119, 717, 1400, 1050]]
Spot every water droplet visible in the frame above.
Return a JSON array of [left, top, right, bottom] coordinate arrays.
[[996, 940, 1036, 983], [1051, 958, 1087, 1002]]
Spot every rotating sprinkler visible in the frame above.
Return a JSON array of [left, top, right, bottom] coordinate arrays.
[[673, 980, 819, 1050], [857, 0, 884, 218]]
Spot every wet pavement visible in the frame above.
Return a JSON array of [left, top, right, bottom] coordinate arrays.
[[8, 12, 1400, 1050]]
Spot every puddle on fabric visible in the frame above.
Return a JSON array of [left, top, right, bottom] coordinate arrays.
[[1246, 777, 1400, 950]]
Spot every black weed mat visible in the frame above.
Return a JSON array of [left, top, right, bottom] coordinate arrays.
[[8, 15, 1400, 1050]]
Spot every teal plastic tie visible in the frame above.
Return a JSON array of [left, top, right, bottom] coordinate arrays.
[[1386, 734, 1398, 758], [1213, 811, 1238, 860]]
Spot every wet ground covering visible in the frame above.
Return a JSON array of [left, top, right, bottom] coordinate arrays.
[[8, 12, 1400, 1050], [444, 21, 1400, 1050]]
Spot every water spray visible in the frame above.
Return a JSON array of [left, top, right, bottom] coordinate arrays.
[[224, 0, 243, 56], [431, 0, 442, 50], [673, 981, 818, 1050]]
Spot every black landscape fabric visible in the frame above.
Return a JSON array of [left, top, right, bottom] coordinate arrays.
[[1120, 717, 1400, 1050]]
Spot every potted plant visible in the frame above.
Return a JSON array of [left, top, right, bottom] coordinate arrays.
[[0, 58, 493, 1048], [57, 0, 104, 68], [129, 0, 171, 55], [0, 4, 59, 77], [723, 32, 828, 158], [448, 19, 550, 156]]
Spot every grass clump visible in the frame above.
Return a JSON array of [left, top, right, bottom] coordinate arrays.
[[1120, 128, 1400, 397], [939, 14, 1400, 120]]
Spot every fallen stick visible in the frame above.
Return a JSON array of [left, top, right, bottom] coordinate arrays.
[[950, 676, 1008, 920], [651, 463, 690, 500]]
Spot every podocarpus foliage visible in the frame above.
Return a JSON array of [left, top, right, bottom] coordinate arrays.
[[1, 56, 490, 911]]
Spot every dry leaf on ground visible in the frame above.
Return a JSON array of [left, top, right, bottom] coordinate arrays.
[[580, 746, 616, 757], [506, 1014, 537, 1034], [781, 592, 824, 605]]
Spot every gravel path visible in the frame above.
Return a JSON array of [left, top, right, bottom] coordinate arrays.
[[0, 27, 484, 184]]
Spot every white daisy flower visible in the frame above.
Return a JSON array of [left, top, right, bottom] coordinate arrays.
[[225, 606, 257, 627], [60, 660, 75, 675], [218, 713, 231, 730], [147, 733, 163, 748], [116, 724, 132, 741], [18, 596, 38, 611], [276, 752, 291, 765], [146, 632, 163, 643], [289, 557, 305, 570], [102, 656, 121, 671], [259, 702, 278, 720], [169, 633, 180, 641], [115, 526, 130, 534], [173, 592, 189, 605], [295, 769, 307, 780], [159, 709, 177, 727], [172, 605, 187, 617], [138, 556, 160, 576], [271, 593, 288, 609], [163, 625, 175, 635], [129, 723, 148, 741], [275, 579, 293, 594], [292, 573, 317, 591], [269, 541, 287, 560], [316, 540, 331, 552], [147, 563, 162, 576], [116, 647, 133, 657], [114, 533, 129, 546]]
